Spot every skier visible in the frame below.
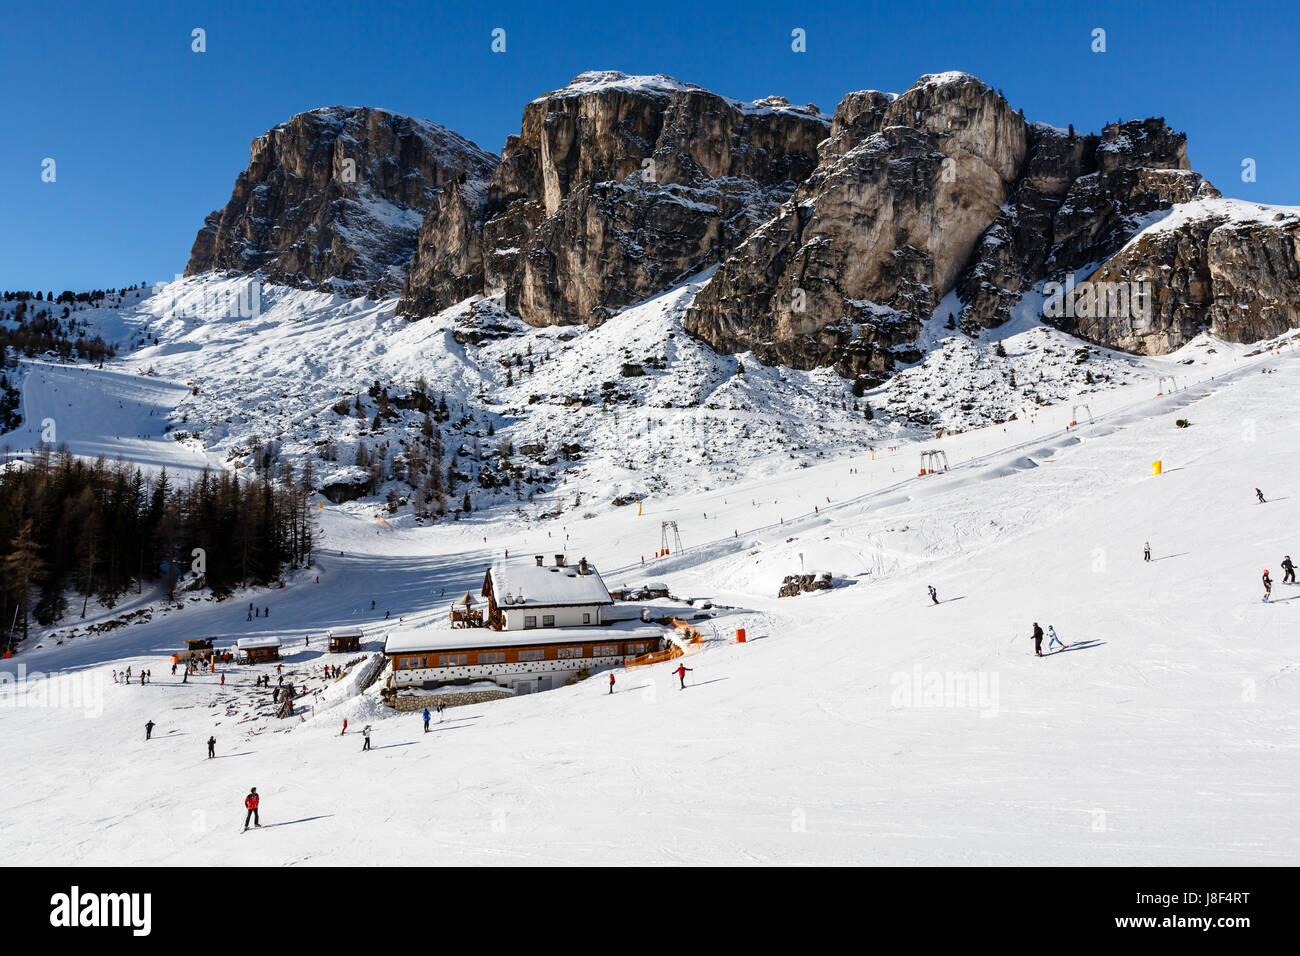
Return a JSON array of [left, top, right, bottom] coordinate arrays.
[[254, 608, 259, 618], [1263, 569, 1273, 602], [1031, 622, 1044, 657], [1144, 541, 1151, 563], [671, 664, 693, 690], [264, 608, 269, 618], [1283, 555, 1296, 585], [341, 719, 348, 736], [385, 610, 390, 620], [423, 708, 431, 732], [437, 701, 445, 723], [928, 585, 938, 605], [220, 673, 225, 686], [247, 611, 252, 622], [243, 788, 261, 830], [1047, 625, 1066, 651], [608, 672, 616, 694], [171, 663, 177, 676], [362, 725, 372, 751], [371, 600, 376, 610], [207, 736, 216, 759], [182, 668, 188, 684], [112, 669, 118, 684], [145, 720, 155, 740], [1257, 487, 1267, 504]]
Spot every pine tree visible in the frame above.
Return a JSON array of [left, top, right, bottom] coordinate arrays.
[[4, 520, 45, 646]]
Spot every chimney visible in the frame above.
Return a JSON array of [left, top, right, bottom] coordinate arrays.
[[555, 554, 565, 567], [578, 557, 589, 575], [534, 555, 544, 567]]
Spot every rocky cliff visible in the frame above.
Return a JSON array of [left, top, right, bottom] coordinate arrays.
[[683, 71, 1289, 376], [189, 76, 1300, 370], [397, 71, 830, 323], [185, 107, 498, 295], [684, 72, 1030, 377]]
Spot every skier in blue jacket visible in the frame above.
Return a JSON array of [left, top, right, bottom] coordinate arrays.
[[423, 708, 431, 733], [1047, 625, 1066, 651]]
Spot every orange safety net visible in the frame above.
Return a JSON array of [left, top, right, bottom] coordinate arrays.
[[624, 644, 684, 670]]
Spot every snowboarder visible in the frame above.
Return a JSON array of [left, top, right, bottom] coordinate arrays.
[[362, 725, 372, 751], [207, 736, 216, 758], [928, 585, 938, 605], [1263, 569, 1273, 602], [1047, 625, 1066, 651], [243, 788, 261, 830], [145, 720, 155, 740], [1283, 555, 1296, 585], [1031, 623, 1044, 657], [1144, 541, 1151, 562], [608, 672, 616, 694], [423, 708, 431, 732], [671, 664, 692, 689], [1257, 488, 1267, 504]]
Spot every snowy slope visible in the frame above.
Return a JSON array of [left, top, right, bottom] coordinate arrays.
[[3, 339, 1298, 865]]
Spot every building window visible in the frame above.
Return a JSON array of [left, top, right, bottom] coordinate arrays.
[[583, 613, 591, 624], [524, 616, 537, 629], [542, 614, 555, 628], [420, 657, 429, 668], [594, 644, 619, 657], [518, 649, 545, 661], [438, 653, 468, 667], [558, 646, 584, 659], [478, 652, 505, 664]]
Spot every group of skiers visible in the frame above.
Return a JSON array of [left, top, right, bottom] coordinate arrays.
[[422, 703, 446, 731], [113, 667, 152, 685], [1028, 623, 1067, 656], [246, 602, 270, 622]]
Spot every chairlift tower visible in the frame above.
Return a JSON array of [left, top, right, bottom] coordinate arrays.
[[661, 520, 683, 555]]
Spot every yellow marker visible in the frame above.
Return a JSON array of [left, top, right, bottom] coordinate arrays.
[[1151, 460, 1162, 476]]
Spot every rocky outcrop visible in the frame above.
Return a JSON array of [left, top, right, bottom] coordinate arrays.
[[684, 75, 1284, 372], [397, 71, 830, 323], [685, 72, 1029, 377], [186, 107, 497, 295], [1065, 206, 1300, 353]]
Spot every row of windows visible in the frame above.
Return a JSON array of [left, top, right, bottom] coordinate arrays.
[[395, 642, 657, 669], [522, 613, 592, 628]]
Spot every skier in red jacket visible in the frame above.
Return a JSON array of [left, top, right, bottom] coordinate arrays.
[[608, 672, 615, 694], [243, 788, 261, 830], [671, 664, 692, 689]]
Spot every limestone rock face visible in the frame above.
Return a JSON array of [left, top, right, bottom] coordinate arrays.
[[1068, 208, 1300, 353], [397, 71, 830, 324], [685, 72, 1029, 377], [186, 107, 498, 295]]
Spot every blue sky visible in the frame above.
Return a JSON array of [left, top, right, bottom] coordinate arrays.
[[4, 0, 1297, 292]]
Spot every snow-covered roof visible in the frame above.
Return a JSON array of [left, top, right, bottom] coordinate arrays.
[[384, 622, 664, 655], [487, 559, 613, 608], [326, 628, 364, 639], [236, 636, 282, 650]]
